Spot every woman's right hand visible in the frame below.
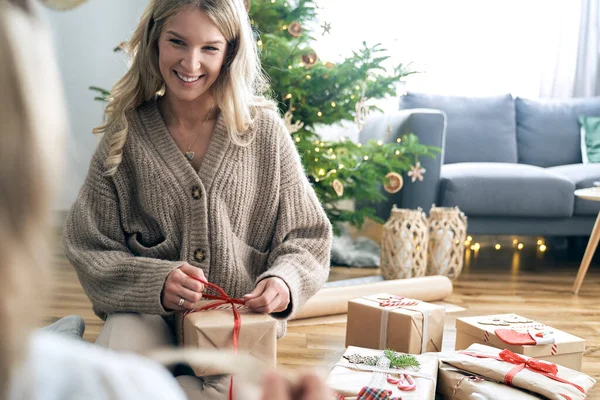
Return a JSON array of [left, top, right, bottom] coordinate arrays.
[[161, 263, 206, 310]]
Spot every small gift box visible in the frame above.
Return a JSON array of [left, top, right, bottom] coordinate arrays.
[[456, 313, 586, 371], [345, 293, 445, 354], [176, 300, 277, 377], [438, 343, 596, 400], [437, 362, 543, 399], [326, 345, 438, 400]]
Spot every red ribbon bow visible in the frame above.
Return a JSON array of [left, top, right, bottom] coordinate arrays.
[[461, 349, 585, 395], [499, 349, 558, 381], [181, 278, 246, 400]]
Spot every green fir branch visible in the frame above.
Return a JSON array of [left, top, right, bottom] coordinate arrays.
[[384, 349, 421, 370]]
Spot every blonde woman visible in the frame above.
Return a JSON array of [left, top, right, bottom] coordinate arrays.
[[63, 0, 332, 390]]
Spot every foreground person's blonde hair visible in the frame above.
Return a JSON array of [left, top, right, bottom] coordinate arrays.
[[0, 0, 67, 397], [94, 0, 275, 176]]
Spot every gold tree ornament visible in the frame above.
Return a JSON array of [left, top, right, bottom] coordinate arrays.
[[383, 172, 403, 194], [332, 179, 344, 197], [287, 22, 302, 37], [40, 0, 87, 11], [301, 51, 318, 66]]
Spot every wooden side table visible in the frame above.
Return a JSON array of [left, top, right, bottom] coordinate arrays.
[[572, 187, 600, 294]]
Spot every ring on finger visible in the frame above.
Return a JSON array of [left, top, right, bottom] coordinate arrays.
[[178, 297, 185, 307]]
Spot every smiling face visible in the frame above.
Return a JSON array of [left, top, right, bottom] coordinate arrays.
[[157, 7, 227, 104]]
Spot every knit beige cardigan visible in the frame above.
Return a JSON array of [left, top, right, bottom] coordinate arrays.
[[63, 99, 332, 336]]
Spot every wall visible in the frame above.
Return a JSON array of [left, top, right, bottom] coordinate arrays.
[[40, 0, 148, 211]]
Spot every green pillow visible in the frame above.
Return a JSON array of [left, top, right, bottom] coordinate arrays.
[[579, 116, 600, 163]]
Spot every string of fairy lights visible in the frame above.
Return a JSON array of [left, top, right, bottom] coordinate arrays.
[[464, 236, 548, 253], [293, 137, 403, 183]]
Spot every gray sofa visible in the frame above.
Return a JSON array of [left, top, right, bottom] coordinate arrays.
[[359, 92, 600, 235]]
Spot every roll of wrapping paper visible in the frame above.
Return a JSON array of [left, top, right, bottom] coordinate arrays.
[[291, 275, 453, 320]]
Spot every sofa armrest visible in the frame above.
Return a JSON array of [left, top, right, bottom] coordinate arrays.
[[357, 108, 446, 220]]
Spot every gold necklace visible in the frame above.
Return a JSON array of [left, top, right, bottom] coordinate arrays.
[[175, 102, 215, 161]]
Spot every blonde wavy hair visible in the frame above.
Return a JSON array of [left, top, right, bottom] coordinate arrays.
[[95, 0, 275, 176], [0, 0, 66, 397]]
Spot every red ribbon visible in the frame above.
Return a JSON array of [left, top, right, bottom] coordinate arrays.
[[181, 278, 246, 400], [379, 296, 419, 308], [460, 349, 585, 395]]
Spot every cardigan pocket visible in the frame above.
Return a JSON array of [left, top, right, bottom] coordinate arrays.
[[231, 233, 270, 277], [126, 232, 177, 260]]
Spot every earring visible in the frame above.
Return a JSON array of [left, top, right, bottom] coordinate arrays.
[[156, 83, 166, 97]]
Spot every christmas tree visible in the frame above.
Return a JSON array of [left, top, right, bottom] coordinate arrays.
[[90, 0, 440, 235], [247, 0, 439, 233]]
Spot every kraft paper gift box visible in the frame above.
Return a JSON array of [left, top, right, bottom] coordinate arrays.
[[437, 362, 543, 399], [176, 300, 277, 377], [345, 293, 445, 354], [437, 343, 596, 400], [456, 313, 586, 371], [326, 345, 438, 400]]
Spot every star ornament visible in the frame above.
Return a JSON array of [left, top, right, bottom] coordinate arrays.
[[283, 110, 304, 134], [321, 21, 332, 35], [408, 161, 426, 182]]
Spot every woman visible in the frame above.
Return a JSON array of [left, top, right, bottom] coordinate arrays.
[[62, 0, 332, 395]]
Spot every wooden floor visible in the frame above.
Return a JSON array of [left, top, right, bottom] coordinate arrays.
[[44, 233, 600, 398]]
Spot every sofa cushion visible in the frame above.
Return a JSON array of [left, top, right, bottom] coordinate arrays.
[[547, 164, 600, 216], [439, 163, 575, 217], [516, 97, 600, 167], [399, 92, 517, 165]]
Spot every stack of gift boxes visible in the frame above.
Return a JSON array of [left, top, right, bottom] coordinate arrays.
[[328, 294, 595, 399], [176, 288, 596, 399]]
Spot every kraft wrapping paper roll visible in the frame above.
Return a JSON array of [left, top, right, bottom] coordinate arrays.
[[292, 275, 453, 320]]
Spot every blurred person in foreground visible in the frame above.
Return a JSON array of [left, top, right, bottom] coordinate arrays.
[[0, 1, 331, 399]]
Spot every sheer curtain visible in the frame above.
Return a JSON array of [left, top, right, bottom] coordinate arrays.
[[313, 0, 589, 102], [312, 0, 566, 140], [539, 0, 600, 98]]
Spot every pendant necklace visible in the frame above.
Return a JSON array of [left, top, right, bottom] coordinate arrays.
[[176, 102, 215, 161]]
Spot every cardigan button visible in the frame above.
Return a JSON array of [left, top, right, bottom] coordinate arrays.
[[191, 185, 202, 200], [193, 249, 206, 263]]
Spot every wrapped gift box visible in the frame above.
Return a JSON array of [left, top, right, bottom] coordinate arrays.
[[345, 293, 445, 354], [327, 345, 438, 400], [437, 362, 543, 399], [438, 343, 596, 400], [176, 300, 277, 377], [456, 313, 586, 371]]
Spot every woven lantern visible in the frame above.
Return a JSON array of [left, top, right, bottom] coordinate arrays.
[[380, 205, 429, 280], [427, 206, 467, 280]]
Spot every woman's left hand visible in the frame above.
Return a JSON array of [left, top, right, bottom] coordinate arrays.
[[243, 277, 290, 314]]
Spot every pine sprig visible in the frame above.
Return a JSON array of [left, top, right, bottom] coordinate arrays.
[[344, 349, 420, 370], [383, 349, 421, 370]]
